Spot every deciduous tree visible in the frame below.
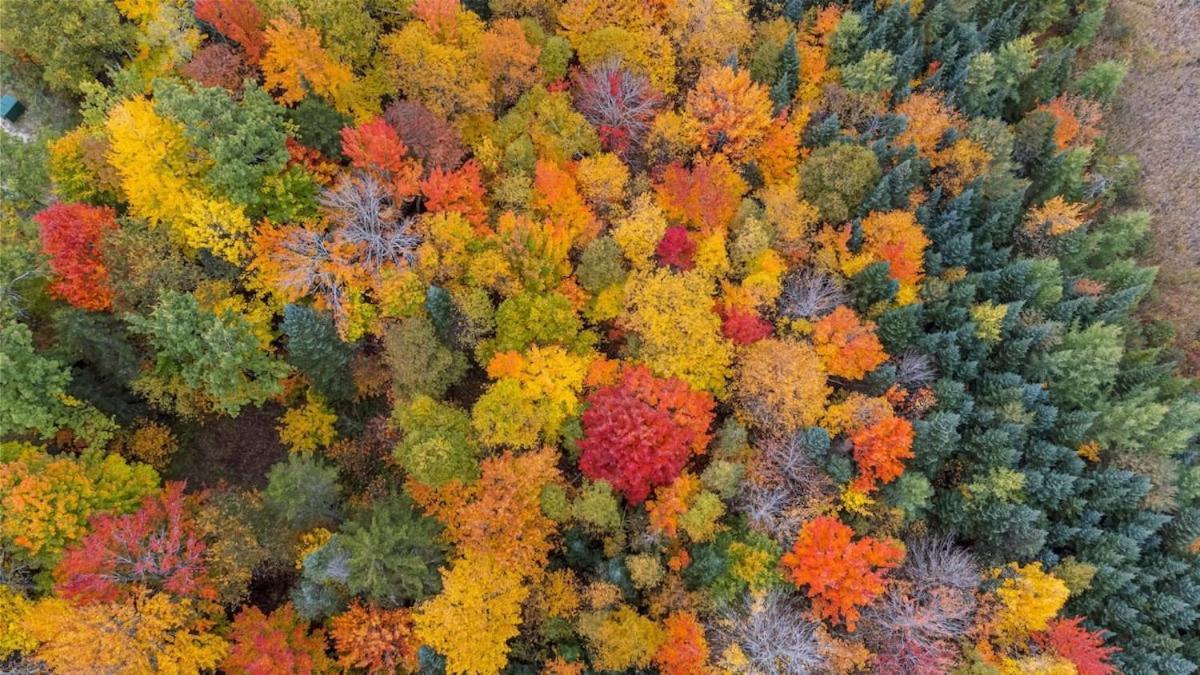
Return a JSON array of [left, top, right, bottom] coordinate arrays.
[[780, 515, 903, 630], [35, 203, 118, 311], [579, 365, 714, 504]]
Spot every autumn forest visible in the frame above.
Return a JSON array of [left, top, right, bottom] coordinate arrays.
[[0, 0, 1196, 673]]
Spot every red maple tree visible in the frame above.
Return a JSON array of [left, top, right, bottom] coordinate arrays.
[[578, 365, 715, 503], [54, 482, 215, 604], [35, 202, 118, 311]]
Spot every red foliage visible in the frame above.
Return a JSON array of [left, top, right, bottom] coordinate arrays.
[[195, 0, 267, 64], [654, 155, 746, 233], [578, 365, 715, 503], [719, 306, 773, 345], [655, 225, 696, 270], [850, 416, 914, 493], [340, 118, 421, 201], [1034, 617, 1119, 675], [179, 42, 254, 91], [573, 63, 663, 157], [35, 202, 118, 311], [224, 603, 332, 675], [780, 515, 903, 630], [421, 160, 489, 231], [383, 101, 466, 172], [55, 482, 215, 604]]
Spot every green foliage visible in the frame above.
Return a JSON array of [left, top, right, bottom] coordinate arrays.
[[382, 315, 468, 401], [393, 395, 480, 487], [1072, 59, 1128, 105], [799, 142, 881, 223], [126, 292, 289, 417], [282, 304, 357, 404], [153, 81, 290, 211], [338, 496, 448, 607], [0, 133, 49, 214], [265, 453, 342, 533], [480, 292, 593, 361], [0, 0, 133, 93], [572, 480, 623, 533], [287, 96, 352, 159], [576, 235, 628, 294], [841, 49, 896, 95], [0, 321, 115, 447]]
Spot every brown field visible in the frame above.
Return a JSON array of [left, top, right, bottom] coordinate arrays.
[[1088, 0, 1200, 372]]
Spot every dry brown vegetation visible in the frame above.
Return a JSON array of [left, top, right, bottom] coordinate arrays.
[[1088, 0, 1200, 372]]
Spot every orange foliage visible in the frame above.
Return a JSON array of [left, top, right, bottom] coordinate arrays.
[[849, 416, 914, 492], [654, 154, 747, 234], [655, 611, 710, 675], [533, 160, 601, 246], [686, 66, 774, 160], [811, 306, 888, 379], [409, 447, 563, 580], [330, 602, 420, 674], [223, 603, 331, 675], [782, 516, 903, 630], [646, 473, 701, 538], [421, 160, 489, 231]]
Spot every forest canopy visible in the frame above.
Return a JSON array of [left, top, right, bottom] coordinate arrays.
[[0, 0, 1197, 673]]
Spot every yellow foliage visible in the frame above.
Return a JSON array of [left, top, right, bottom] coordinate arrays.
[[623, 269, 733, 396], [278, 394, 338, 453], [540, 569, 583, 618], [574, 26, 678, 96], [992, 562, 1070, 642], [647, 110, 706, 164], [296, 527, 333, 570], [105, 97, 197, 227], [414, 554, 530, 675], [105, 98, 253, 263], [576, 153, 630, 208], [24, 590, 227, 674], [0, 586, 35, 660], [581, 606, 665, 671], [1025, 196, 1086, 237], [472, 346, 590, 448], [613, 194, 670, 270], [124, 420, 178, 470], [383, 19, 491, 119], [734, 338, 830, 432]]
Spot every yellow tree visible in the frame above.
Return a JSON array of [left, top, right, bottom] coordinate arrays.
[[261, 16, 372, 119], [24, 589, 227, 674], [622, 269, 733, 396], [106, 98, 253, 263], [414, 553, 530, 675]]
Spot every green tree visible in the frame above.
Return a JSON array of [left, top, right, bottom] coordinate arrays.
[[393, 395, 480, 487], [798, 143, 881, 223], [265, 453, 343, 533], [339, 496, 447, 607], [126, 291, 289, 417], [153, 80, 289, 211], [282, 304, 357, 404], [0, 0, 133, 93], [0, 321, 115, 448]]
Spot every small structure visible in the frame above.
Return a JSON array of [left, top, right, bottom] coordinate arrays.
[[1, 95, 25, 122]]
